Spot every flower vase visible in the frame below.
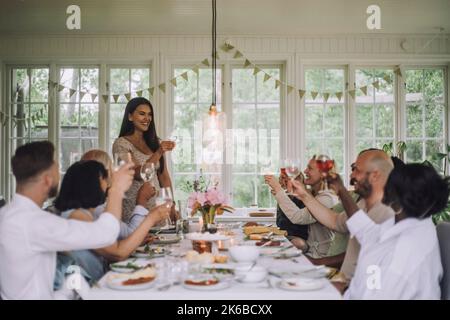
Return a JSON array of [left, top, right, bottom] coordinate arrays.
[[201, 206, 217, 233]]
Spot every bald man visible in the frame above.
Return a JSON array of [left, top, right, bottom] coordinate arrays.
[[290, 149, 395, 289]]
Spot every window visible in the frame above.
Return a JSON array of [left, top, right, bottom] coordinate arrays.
[[171, 65, 281, 208], [355, 68, 395, 152], [58, 67, 99, 171], [405, 68, 445, 170], [172, 67, 222, 202], [108, 67, 151, 151], [8, 67, 49, 195], [231, 67, 280, 208], [304, 68, 345, 176]]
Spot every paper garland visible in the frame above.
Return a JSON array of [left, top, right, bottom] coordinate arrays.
[[40, 41, 402, 109]]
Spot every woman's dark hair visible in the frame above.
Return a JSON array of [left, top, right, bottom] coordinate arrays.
[[382, 163, 450, 219], [118, 97, 164, 174], [54, 160, 108, 212]]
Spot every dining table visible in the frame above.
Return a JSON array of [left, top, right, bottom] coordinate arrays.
[[81, 224, 342, 300]]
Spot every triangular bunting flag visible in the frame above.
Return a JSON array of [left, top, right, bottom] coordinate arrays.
[[58, 85, 65, 92], [275, 80, 281, 89], [298, 89, 306, 99], [394, 67, 402, 77], [311, 91, 319, 100], [192, 66, 199, 74], [124, 93, 131, 101], [253, 67, 261, 76], [149, 87, 155, 96], [201, 59, 210, 67], [383, 75, 392, 84], [212, 52, 220, 60], [102, 95, 108, 103], [335, 92, 343, 101], [360, 86, 368, 95], [287, 86, 294, 94], [243, 59, 252, 68], [12, 119, 17, 128], [31, 115, 36, 126], [170, 78, 177, 87], [91, 93, 97, 102], [348, 90, 356, 99], [263, 73, 271, 82], [233, 51, 243, 59], [69, 89, 76, 97], [323, 93, 330, 102], [220, 44, 230, 52], [79, 91, 86, 101], [372, 81, 380, 90], [112, 94, 120, 103], [136, 90, 143, 97], [159, 83, 166, 93], [181, 72, 189, 81]]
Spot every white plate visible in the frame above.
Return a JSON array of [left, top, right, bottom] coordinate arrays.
[[153, 235, 181, 245], [277, 278, 325, 291], [106, 275, 157, 291], [185, 232, 229, 241], [132, 246, 167, 259], [268, 265, 330, 279], [182, 279, 231, 291]]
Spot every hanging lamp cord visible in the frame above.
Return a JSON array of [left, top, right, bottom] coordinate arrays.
[[211, 0, 217, 107]]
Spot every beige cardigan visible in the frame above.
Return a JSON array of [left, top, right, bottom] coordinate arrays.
[[275, 190, 338, 258]]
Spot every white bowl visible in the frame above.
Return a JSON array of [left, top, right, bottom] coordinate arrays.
[[234, 264, 267, 283], [229, 245, 260, 263]]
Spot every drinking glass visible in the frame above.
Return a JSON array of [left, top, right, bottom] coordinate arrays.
[[315, 154, 335, 191], [156, 187, 174, 228], [284, 159, 301, 195], [113, 152, 132, 171], [140, 162, 156, 185]]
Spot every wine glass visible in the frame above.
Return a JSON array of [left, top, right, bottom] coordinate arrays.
[[113, 152, 131, 171], [155, 187, 174, 228], [315, 154, 335, 191], [284, 159, 301, 195], [140, 162, 156, 185], [260, 163, 277, 192]]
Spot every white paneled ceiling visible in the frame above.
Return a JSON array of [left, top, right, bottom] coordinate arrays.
[[0, 0, 449, 35]]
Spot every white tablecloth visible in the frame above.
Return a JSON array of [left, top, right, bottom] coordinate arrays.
[[83, 229, 341, 300]]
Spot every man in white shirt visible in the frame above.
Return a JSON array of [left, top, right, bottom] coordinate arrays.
[[330, 163, 446, 299], [290, 150, 395, 290], [0, 141, 134, 299]]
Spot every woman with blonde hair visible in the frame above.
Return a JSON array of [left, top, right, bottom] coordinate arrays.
[[265, 155, 338, 258], [81, 149, 156, 239]]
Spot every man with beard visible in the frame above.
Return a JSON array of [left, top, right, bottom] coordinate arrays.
[[0, 141, 134, 299], [289, 149, 395, 292]]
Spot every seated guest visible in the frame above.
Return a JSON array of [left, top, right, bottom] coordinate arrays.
[[0, 141, 134, 300], [265, 155, 338, 258], [325, 163, 448, 299], [81, 149, 156, 239], [54, 160, 170, 282], [275, 171, 309, 241], [289, 149, 395, 293]]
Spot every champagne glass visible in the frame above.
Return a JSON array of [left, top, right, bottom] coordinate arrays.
[[156, 187, 174, 228], [315, 154, 335, 191], [113, 152, 132, 171], [140, 162, 156, 185], [284, 159, 301, 195]]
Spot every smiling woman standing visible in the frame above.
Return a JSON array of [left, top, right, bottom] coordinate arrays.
[[112, 97, 175, 222]]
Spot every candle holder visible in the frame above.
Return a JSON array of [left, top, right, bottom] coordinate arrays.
[[192, 240, 213, 254]]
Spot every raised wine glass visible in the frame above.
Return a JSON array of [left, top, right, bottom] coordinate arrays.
[[113, 152, 132, 171], [315, 154, 335, 191], [284, 159, 301, 195], [140, 162, 156, 186], [155, 187, 174, 229]]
